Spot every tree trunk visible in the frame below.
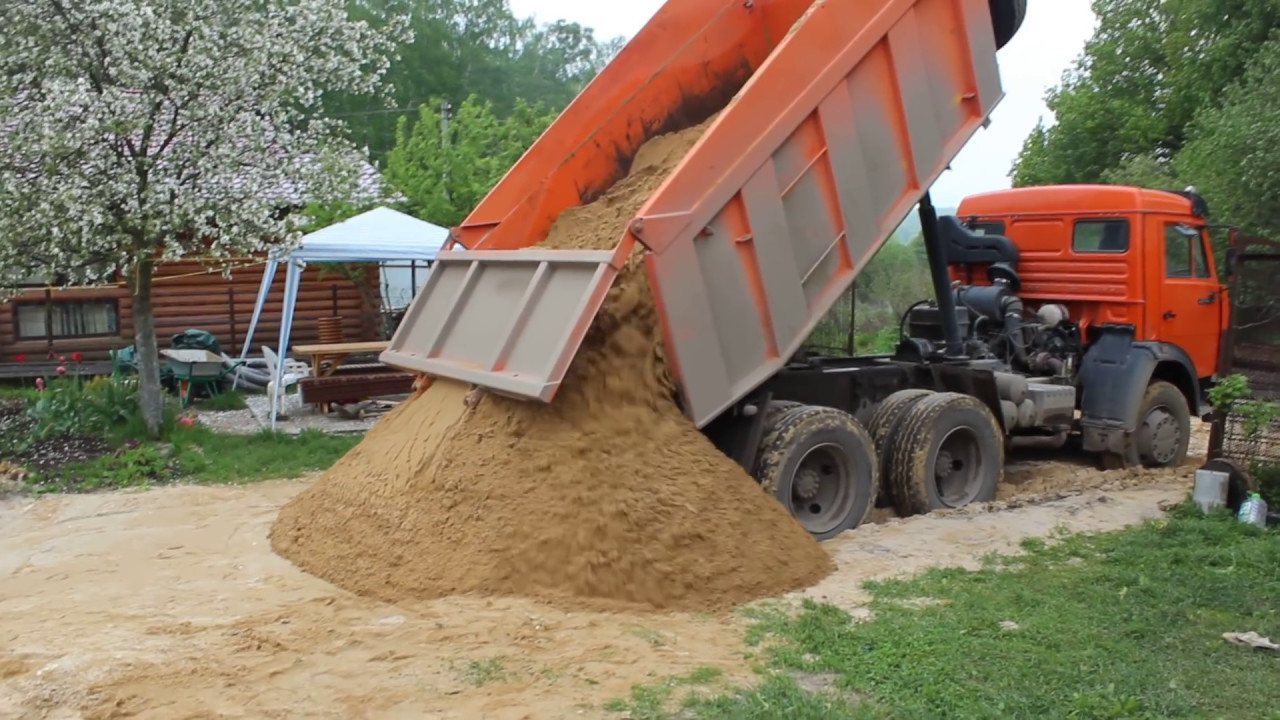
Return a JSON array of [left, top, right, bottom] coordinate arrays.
[[131, 259, 165, 438]]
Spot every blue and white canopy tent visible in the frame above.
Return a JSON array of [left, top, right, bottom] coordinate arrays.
[[238, 206, 448, 427]]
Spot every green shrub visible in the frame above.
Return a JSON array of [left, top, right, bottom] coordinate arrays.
[[25, 374, 146, 442]]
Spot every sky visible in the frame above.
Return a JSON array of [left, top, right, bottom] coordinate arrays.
[[506, 0, 1100, 207]]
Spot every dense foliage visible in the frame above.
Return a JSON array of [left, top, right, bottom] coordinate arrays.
[[331, 0, 622, 160], [1011, 0, 1280, 236], [385, 94, 557, 226]]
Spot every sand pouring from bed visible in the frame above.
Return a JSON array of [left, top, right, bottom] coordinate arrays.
[[269, 119, 834, 613]]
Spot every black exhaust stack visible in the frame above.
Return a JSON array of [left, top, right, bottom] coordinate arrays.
[[918, 192, 964, 358]]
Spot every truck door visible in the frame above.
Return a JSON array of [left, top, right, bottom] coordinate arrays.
[[1157, 220, 1222, 378]]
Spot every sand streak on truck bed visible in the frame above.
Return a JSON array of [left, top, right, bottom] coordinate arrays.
[[270, 119, 834, 612]]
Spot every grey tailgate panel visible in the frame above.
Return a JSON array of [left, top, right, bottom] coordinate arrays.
[[380, 249, 619, 402]]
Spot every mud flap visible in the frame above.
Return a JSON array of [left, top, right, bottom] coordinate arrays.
[[1077, 324, 1200, 454]]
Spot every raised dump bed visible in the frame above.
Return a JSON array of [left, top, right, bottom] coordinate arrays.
[[383, 0, 1020, 428]]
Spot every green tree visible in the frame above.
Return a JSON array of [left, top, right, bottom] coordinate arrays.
[[1179, 35, 1280, 237], [1011, 0, 1280, 188], [0, 0, 404, 437], [330, 0, 622, 161], [385, 95, 556, 226]]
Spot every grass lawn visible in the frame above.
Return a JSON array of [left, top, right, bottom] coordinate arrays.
[[168, 425, 361, 484], [608, 506, 1280, 720], [14, 425, 363, 493], [1, 379, 362, 493]]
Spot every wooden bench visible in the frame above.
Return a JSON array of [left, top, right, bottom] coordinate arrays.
[[298, 371, 417, 408]]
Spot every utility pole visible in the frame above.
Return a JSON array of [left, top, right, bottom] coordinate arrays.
[[439, 99, 452, 146], [440, 98, 453, 192]]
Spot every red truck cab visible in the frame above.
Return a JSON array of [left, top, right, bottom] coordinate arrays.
[[953, 184, 1229, 381]]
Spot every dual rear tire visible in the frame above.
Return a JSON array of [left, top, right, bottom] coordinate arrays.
[[753, 391, 1005, 540], [754, 404, 878, 541]]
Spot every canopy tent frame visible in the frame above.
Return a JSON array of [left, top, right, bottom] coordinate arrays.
[[237, 206, 447, 428]]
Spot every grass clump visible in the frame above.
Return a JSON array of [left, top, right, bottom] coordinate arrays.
[[608, 508, 1280, 719]]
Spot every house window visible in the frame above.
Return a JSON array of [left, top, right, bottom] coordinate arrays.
[[15, 300, 120, 339], [1073, 219, 1130, 253]]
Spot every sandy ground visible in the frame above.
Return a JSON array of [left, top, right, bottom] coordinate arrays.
[[0, 430, 1207, 720]]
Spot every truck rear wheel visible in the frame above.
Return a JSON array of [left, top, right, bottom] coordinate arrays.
[[867, 389, 935, 508], [754, 405, 878, 540], [867, 389, 935, 452], [761, 399, 803, 429], [887, 392, 1004, 516]]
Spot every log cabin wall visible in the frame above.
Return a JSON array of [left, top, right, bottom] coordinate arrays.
[[0, 259, 380, 361]]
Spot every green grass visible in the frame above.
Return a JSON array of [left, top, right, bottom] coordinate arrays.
[[454, 657, 513, 687], [603, 667, 728, 719], [23, 426, 361, 493], [608, 506, 1280, 720], [168, 425, 360, 483], [199, 389, 248, 411]]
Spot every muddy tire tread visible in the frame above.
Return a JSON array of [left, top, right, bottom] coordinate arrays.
[[867, 389, 935, 453], [755, 405, 879, 538], [866, 389, 935, 509], [752, 401, 810, 478], [887, 392, 1005, 517]]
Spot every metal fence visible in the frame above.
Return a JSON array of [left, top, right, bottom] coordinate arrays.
[[1211, 232, 1280, 477]]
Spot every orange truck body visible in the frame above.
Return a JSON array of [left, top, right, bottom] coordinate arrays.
[[383, 0, 1010, 427], [955, 185, 1229, 380]]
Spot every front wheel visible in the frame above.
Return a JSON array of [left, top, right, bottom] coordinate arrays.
[[1104, 380, 1191, 469], [755, 405, 879, 540]]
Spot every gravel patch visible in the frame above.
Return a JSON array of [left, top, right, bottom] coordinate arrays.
[[233, 392, 389, 435]]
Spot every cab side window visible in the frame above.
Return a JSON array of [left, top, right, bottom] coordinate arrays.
[[1163, 223, 1208, 278], [1193, 231, 1211, 279], [1073, 219, 1129, 253]]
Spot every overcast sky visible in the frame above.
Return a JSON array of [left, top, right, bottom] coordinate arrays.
[[506, 0, 1099, 207]]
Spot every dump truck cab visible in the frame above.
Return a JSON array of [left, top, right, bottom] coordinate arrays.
[[953, 184, 1228, 386]]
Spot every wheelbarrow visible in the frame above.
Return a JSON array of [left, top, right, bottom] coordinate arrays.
[[159, 349, 239, 408]]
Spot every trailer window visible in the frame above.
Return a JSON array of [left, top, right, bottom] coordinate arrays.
[[14, 300, 120, 339], [1073, 219, 1130, 253]]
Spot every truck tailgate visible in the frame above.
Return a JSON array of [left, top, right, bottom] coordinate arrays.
[[383, 0, 1005, 425]]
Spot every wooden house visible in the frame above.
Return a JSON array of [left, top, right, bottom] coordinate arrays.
[[0, 258, 381, 373]]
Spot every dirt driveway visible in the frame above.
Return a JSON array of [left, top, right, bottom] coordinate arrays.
[[0, 446, 1200, 720]]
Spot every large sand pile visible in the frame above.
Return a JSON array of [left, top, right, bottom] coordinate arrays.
[[270, 120, 834, 612]]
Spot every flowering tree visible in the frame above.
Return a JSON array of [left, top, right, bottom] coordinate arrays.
[[0, 0, 410, 436]]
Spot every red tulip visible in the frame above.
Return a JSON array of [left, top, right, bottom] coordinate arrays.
[[55, 366, 67, 375], [71, 351, 84, 362], [12, 354, 25, 362]]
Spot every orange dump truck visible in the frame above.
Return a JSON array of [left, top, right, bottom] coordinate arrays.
[[387, 0, 1225, 540]]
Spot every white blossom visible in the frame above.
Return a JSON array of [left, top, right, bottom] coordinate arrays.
[[0, 0, 412, 287]]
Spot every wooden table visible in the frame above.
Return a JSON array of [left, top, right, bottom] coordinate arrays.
[[291, 341, 391, 413], [292, 341, 390, 378]]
